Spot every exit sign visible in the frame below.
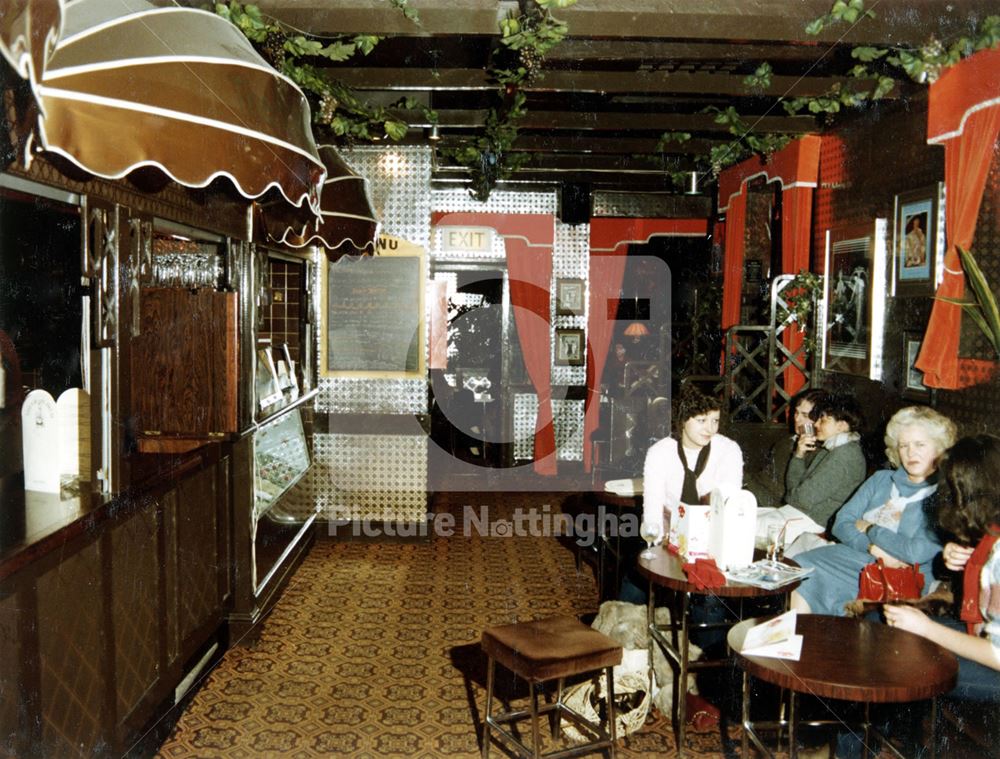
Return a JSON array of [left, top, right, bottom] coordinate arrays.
[[440, 226, 494, 253]]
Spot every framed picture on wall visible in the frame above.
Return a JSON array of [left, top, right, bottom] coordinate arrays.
[[821, 219, 888, 380], [555, 328, 585, 366], [902, 331, 933, 401], [555, 278, 585, 316], [893, 183, 943, 296]]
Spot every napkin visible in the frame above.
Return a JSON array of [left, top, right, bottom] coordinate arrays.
[[682, 558, 726, 589]]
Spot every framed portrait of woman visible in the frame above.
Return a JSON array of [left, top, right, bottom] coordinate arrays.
[[892, 183, 943, 296]]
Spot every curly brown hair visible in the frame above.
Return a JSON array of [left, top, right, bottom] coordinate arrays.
[[937, 434, 1000, 544], [672, 384, 721, 436]]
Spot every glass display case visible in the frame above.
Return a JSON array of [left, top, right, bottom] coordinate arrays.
[[250, 401, 317, 594], [253, 406, 309, 519]]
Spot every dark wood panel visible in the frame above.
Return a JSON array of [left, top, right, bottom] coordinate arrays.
[[216, 456, 232, 603], [110, 503, 161, 736], [0, 589, 23, 757], [162, 488, 180, 666], [131, 288, 238, 439], [175, 466, 220, 646], [36, 541, 107, 756]]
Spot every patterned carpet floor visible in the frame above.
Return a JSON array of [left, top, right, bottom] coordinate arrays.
[[152, 492, 759, 758]]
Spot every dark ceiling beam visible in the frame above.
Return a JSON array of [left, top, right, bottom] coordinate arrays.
[[430, 170, 701, 194], [255, 0, 993, 46], [391, 108, 817, 134], [482, 135, 717, 155], [435, 152, 687, 173], [329, 67, 893, 98], [548, 38, 831, 64]]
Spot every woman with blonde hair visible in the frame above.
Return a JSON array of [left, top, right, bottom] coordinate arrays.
[[791, 405, 958, 616]]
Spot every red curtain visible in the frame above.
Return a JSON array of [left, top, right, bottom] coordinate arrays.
[[780, 185, 815, 395], [506, 239, 557, 475], [915, 75, 1000, 388], [721, 191, 747, 330], [583, 248, 628, 472]]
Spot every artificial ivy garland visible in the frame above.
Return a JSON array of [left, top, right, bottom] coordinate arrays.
[[439, 0, 578, 202], [212, 1, 435, 142]]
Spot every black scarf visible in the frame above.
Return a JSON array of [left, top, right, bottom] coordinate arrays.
[[680, 442, 712, 505]]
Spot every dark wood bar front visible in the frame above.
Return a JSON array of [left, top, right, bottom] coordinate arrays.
[[0, 447, 231, 757]]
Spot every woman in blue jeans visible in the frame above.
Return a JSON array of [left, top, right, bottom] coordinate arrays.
[[838, 435, 1000, 758]]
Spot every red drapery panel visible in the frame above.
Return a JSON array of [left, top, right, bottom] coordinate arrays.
[[718, 136, 820, 334], [915, 50, 1000, 389], [781, 185, 815, 395], [506, 239, 557, 474], [721, 191, 747, 330], [431, 212, 557, 474], [583, 250, 628, 473]]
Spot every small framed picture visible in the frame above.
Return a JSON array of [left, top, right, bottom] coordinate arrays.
[[555, 278, 585, 316], [902, 331, 933, 401], [893, 183, 943, 296], [555, 328, 585, 366]]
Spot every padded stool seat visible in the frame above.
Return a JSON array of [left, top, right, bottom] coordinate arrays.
[[481, 616, 623, 758]]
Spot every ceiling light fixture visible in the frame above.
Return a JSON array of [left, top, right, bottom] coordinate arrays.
[[428, 124, 441, 141]]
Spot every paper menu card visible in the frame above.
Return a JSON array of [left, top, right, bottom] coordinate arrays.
[[739, 610, 803, 660], [709, 485, 756, 570]]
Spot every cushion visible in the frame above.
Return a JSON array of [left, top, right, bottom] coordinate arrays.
[[481, 616, 623, 683]]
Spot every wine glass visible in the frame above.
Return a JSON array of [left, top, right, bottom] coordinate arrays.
[[639, 520, 662, 560]]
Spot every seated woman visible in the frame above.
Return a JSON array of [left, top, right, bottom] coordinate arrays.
[[778, 394, 867, 556], [835, 435, 1000, 759], [886, 434, 1000, 702], [623, 385, 743, 731], [640, 384, 744, 540], [791, 405, 957, 616], [746, 388, 830, 510]]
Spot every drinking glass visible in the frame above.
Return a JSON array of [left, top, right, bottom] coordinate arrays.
[[767, 523, 784, 562], [639, 520, 662, 561]]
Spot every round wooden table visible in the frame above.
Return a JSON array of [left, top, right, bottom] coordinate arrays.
[[637, 547, 800, 757], [728, 615, 958, 759]]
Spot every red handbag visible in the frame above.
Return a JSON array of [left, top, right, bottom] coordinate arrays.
[[857, 559, 925, 602]]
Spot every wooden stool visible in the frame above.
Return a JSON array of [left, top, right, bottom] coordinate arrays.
[[481, 616, 623, 759]]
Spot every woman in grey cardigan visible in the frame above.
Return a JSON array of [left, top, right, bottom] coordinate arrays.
[[784, 394, 867, 530]]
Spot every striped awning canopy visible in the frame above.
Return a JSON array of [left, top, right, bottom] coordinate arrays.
[[0, 0, 61, 85], [32, 0, 325, 211], [261, 145, 380, 257]]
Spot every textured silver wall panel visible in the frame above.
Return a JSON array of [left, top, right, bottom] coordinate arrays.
[[512, 394, 584, 462], [318, 147, 432, 415], [315, 378, 427, 415], [344, 146, 432, 250], [432, 188, 557, 215], [552, 221, 589, 387], [309, 433, 427, 522]]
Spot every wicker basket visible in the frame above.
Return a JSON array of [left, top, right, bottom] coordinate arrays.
[[561, 668, 651, 743]]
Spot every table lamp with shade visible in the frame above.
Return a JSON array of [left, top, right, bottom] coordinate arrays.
[[624, 322, 650, 339]]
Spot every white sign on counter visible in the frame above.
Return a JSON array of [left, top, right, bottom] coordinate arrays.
[[56, 388, 90, 479], [22, 389, 59, 492]]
